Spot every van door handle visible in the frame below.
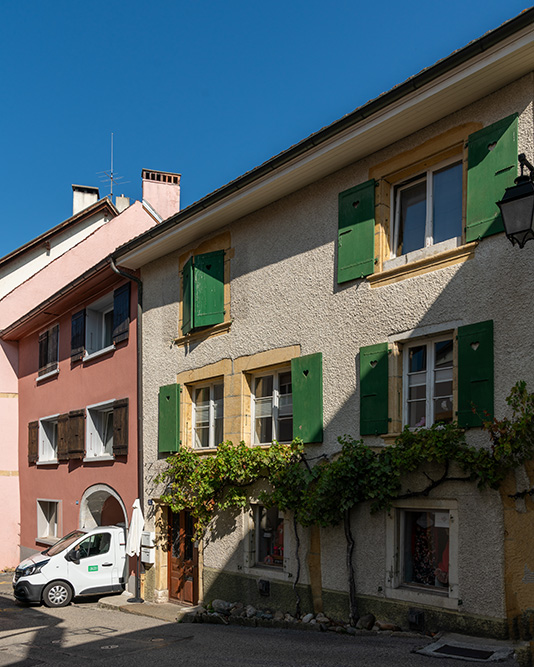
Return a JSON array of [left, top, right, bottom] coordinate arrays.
[[102, 563, 113, 567]]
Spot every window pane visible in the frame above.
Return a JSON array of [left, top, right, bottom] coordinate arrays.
[[255, 417, 272, 445], [398, 180, 427, 255], [408, 383, 426, 401], [103, 412, 114, 455], [278, 416, 293, 442], [255, 376, 273, 399], [403, 510, 449, 588], [409, 346, 427, 373], [214, 416, 223, 447], [194, 387, 210, 448], [213, 384, 224, 447], [408, 400, 426, 428], [195, 426, 210, 448], [278, 393, 293, 417], [435, 340, 453, 368], [104, 310, 114, 348], [257, 506, 284, 567], [279, 372, 292, 397], [433, 340, 453, 423], [433, 163, 462, 244], [434, 397, 453, 424], [255, 396, 272, 419]]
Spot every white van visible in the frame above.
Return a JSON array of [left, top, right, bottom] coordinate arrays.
[[13, 526, 126, 607]]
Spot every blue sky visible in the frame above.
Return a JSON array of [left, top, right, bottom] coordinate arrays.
[[0, 1, 529, 258]]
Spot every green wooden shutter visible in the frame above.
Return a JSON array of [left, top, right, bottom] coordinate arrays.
[[159, 384, 181, 453], [194, 251, 225, 328], [182, 258, 193, 335], [466, 114, 518, 242], [291, 353, 323, 443], [457, 320, 494, 427], [360, 342, 389, 435], [337, 179, 376, 284]]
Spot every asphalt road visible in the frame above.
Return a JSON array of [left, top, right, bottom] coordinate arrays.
[[0, 574, 519, 667]]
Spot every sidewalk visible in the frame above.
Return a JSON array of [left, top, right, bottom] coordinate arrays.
[[98, 591, 202, 623]]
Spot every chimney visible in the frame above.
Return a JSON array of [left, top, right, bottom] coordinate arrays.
[[72, 185, 100, 215], [142, 169, 181, 221], [115, 194, 130, 213]]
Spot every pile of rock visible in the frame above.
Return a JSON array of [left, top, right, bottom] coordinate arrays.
[[186, 600, 403, 635]]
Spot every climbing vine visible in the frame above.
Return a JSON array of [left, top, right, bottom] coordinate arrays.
[[156, 382, 534, 621]]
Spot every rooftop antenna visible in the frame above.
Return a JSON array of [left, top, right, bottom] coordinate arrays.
[[97, 133, 129, 197]]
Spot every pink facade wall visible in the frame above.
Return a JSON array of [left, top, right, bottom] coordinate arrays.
[[0, 340, 20, 566], [0, 201, 158, 567], [17, 280, 139, 554], [0, 202, 155, 330]]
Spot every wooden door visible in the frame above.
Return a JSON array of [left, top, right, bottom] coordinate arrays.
[[168, 510, 198, 604]]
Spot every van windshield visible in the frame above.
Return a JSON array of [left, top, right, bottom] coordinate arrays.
[[45, 530, 87, 556]]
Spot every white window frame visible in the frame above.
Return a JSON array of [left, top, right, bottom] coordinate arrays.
[[251, 368, 293, 445], [84, 293, 115, 358], [192, 381, 224, 449], [36, 499, 61, 544], [402, 334, 454, 429], [391, 156, 463, 261], [85, 400, 115, 461], [385, 498, 458, 609], [38, 414, 60, 463]]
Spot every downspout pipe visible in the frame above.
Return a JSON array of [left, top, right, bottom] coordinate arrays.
[[110, 257, 145, 602]]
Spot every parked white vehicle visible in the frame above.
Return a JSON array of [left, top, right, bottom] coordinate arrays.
[[13, 526, 127, 607]]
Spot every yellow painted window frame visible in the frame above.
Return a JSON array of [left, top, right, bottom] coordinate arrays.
[[383, 331, 458, 443], [368, 123, 482, 287], [174, 346, 301, 452], [175, 231, 233, 346]]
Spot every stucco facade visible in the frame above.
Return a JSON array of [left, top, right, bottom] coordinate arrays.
[[114, 12, 534, 638], [14, 276, 139, 560], [0, 170, 180, 570]]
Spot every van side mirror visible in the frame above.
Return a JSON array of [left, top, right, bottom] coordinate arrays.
[[66, 550, 80, 565]]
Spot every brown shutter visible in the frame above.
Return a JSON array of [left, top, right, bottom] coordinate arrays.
[[113, 398, 129, 457], [57, 413, 70, 460], [71, 310, 86, 360], [68, 409, 85, 459], [28, 421, 39, 464], [112, 284, 130, 344]]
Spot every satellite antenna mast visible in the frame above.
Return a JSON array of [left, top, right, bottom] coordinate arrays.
[[97, 132, 129, 197], [110, 132, 114, 197]]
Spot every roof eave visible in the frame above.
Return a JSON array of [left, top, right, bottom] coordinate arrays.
[[114, 8, 534, 270]]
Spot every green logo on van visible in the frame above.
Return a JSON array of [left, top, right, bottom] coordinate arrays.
[[88, 565, 98, 572]]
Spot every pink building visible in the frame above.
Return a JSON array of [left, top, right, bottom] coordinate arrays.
[[0, 170, 180, 569]]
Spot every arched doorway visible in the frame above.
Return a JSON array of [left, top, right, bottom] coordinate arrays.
[[79, 484, 128, 530]]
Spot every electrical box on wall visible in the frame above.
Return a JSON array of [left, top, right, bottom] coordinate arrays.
[[141, 531, 155, 548], [141, 547, 155, 564]]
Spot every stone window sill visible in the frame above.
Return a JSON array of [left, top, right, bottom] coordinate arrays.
[[368, 242, 478, 289], [83, 455, 115, 463], [83, 345, 116, 363], [36, 368, 59, 383], [175, 320, 232, 347]]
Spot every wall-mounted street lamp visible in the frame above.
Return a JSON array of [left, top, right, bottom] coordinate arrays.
[[497, 153, 534, 249]]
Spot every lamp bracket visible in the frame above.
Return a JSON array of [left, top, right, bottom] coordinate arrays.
[[518, 154, 534, 180]]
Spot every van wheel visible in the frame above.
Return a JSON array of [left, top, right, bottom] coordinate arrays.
[[42, 581, 73, 608]]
